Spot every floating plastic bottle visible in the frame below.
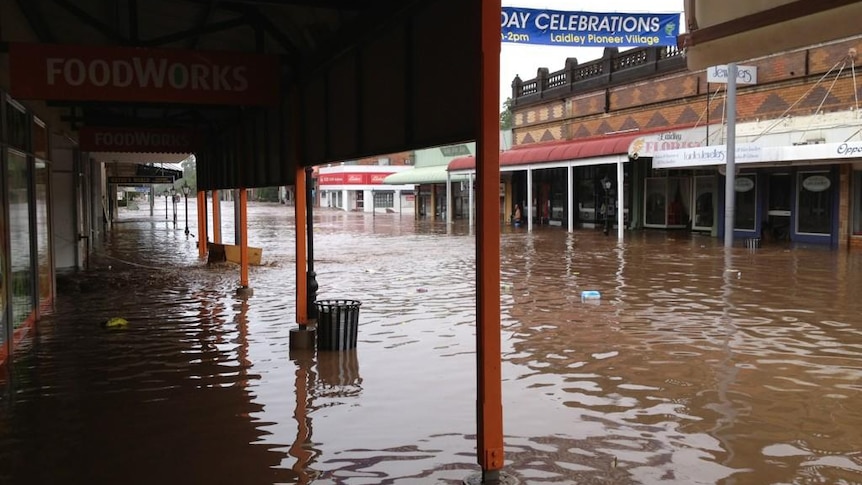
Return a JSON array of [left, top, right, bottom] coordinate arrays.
[[580, 290, 601, 301]]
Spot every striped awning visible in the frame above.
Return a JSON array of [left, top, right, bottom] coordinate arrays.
[[383, 166, 472, 185]]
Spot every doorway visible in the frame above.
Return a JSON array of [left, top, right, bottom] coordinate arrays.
[[767, 173, 791, 241]]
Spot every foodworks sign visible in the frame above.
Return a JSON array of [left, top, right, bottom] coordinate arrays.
[[9, 43, 279, 106], [79, 127, 202, 153]]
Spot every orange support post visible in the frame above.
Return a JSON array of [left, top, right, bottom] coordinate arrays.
[[476, 0, 504, 480], [238, 188, 250, 291], [212, 189, 222, 244], [197, 191, 207, 258], [295, 165, 308, 324]]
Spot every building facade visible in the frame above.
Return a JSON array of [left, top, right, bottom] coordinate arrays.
[[492, 37, 862, 248], [316, 153, 415, 214]]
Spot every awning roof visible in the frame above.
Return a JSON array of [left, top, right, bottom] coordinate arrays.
[[448, 132, 642, 171], [383, 165, 471, 185]]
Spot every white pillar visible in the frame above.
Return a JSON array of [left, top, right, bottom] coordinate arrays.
[[617, 159, 625, 240], [364, 189, 373, 213], [527, 167, 534, 231], [446, 171, 453, 224], [342, 189, 349, 210], [566, 164, 573, 232]]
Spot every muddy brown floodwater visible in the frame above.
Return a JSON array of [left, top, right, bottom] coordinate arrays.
[[1, 201, 861, 484]]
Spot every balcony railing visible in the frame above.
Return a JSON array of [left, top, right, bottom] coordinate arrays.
[[511, 46, 685, 105]]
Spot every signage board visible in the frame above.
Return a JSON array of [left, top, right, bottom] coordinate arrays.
[[628, 127, 707, 158], [734, 177, 755, 192], [108, 176, 175, 185], [79, 127, 202, 153], [136, 164, 183, 179], [801, 175, 831, 192], [318, 172, 395, 185], [707, 64, 758, 85], [501, 7, 680, 47], [9, 42, 279, 106], [440, 145, 471, 157]]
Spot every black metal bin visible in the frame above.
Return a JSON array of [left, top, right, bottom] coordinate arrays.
[[314, 299, 361, 351]]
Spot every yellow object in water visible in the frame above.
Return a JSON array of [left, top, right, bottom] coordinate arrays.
[[105, 317, 129, 329]]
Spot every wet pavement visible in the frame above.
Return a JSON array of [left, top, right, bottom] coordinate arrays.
[[1, 200, 861, 484]]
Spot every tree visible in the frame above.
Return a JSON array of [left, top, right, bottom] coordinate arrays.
[[500, 97, 514, 130]]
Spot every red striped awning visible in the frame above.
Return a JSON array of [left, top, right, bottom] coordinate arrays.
[[448, 132, 641, 171]]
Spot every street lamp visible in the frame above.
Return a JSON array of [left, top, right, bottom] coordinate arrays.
[[170, 186, 178, 227], [182, 182, 191, 236], [601, 176, 613, 236], [163, 189, 170, 219]]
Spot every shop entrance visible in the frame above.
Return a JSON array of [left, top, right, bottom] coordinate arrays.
[[767, 173, 792, 241]]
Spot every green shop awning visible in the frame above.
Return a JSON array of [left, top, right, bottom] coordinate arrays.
[[382, 166, 471, 185]]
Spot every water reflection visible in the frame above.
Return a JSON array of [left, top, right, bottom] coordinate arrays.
[[0, 202, 861, 484]]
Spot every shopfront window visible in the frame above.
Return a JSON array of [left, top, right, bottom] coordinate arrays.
[[373, 191, 394, 208], [5, 98, 29, 150], [7, 150, 34, 329], [0, 152, 5, 349], [575, 167, 601, 223], [645, 176, 690, 228], [36, 159, 52, 304], [645, 177, 667, 226], [797, 171, 833, 235], [33, 117, 48, 159], [733, 174, 757, 231], [853, 171, 862, 235]]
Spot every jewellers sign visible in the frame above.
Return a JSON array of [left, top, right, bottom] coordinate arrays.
[[9, 42, 279, 106], [706, 64, 758, 85], [652, 144, 765, 168], [79, 127, 202, 153], [652, 140, 862, 169]]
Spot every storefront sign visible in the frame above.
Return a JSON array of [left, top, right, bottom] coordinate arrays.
[[318, 172, 395, 185], [707, 64, 758, 85], [9, 42, 279, 106], [734, 177, 755, 192], [802, 175, 831, 192], [653, 135, 862, 169], [108, 176, 174, 184], [652, 144, 764, 168], [628, 127, 707, 159], [501, 7, 679, 46], [79, 127, 201, 153]]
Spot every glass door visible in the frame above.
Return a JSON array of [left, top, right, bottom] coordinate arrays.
[[692, 176, 715, 231], [767, 173, 791, 240]]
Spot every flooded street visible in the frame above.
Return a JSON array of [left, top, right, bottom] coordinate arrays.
[[1, 200, 861, 484]]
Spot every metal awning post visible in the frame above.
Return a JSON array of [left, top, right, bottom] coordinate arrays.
[[236, 188, 252, 297], [724, 63, 738, 248], [197, 191, 206, 258], [526, 167, 533, 231], [468, 171, 475, 228], [567, 165, 573, 232], [473, 0, 505, 482], [617, 159, 625, 240], [212, 189, 221, 244]]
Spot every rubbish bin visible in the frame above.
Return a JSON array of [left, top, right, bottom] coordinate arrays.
[[315, 299, 362, 351]]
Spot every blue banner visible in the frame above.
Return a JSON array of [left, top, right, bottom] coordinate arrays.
[[502, 7, 680, 47]]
